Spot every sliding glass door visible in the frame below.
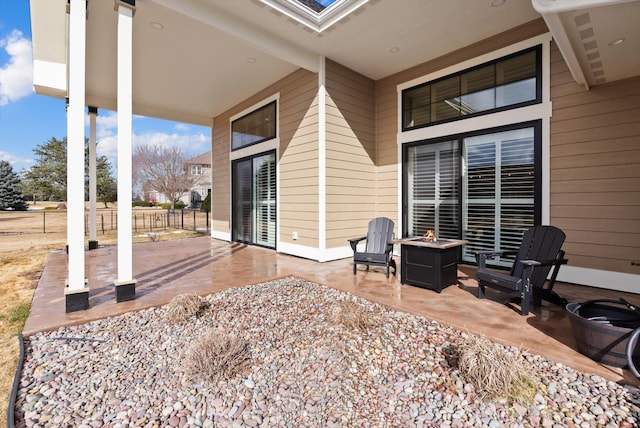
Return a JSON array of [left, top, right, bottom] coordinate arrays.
[[404, 123, 540, 266], [232, 151, 276, 248]]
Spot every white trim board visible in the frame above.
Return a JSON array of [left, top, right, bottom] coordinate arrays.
[[558, 267, 640, 295]]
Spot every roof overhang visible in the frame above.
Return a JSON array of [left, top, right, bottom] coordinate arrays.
[[28, 0, 639, 126], [30, 0, 67, 98], [532, 0, 640, 89]]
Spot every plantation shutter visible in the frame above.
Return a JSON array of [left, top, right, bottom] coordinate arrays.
[[254, 153, 276, 247], [407, 140, 459, 239], [232, 159, 253, 243], [462, 128, 535, 265]]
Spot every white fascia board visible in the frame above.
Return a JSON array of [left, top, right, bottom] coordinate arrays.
[[150, 0, 319, 73], [531, 0, 638, 14], [33, 60, 67, 97], [84, 94, 213, 127]]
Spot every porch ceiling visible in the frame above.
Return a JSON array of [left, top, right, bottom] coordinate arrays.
[[30, 0, 640, 126]]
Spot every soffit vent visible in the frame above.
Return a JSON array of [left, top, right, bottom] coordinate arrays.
[[573, 12, 591, 27], [586, 52, 600, 61], [579, 28, 594, 40], [573, 10, 606, 85], [583, 40, 598, 51]]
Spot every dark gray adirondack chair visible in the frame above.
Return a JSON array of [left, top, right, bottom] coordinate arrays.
[[349, 217, 397, 278], [475, 225, 568, 316]]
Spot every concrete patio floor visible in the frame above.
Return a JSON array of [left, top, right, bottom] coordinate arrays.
[[23, 236, 640, 385]]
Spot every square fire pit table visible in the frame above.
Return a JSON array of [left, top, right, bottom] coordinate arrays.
[[394, 237, 467, 292]]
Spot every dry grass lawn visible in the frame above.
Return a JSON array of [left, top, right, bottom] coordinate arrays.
[[0, 203, 205, 423]]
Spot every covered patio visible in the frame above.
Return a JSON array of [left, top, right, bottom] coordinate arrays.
[[23, 237, 640, 386]]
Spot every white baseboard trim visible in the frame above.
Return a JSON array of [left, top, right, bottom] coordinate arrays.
[[277, 242, 352, 262], [211, 231, 231, 241], [557, 266, 639, 294]]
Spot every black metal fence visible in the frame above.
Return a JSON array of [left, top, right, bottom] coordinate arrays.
[[0, 208, 210, 235]]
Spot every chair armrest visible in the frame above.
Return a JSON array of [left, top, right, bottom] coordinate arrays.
[[475, 250, 519, 269], [475, 250, 505, 269], [385, 241, 394, 255], [519, 258, 568, 268], [348, 236, 366, 252]]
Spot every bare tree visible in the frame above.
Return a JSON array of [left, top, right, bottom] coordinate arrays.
[[133, 144, 196, 209]]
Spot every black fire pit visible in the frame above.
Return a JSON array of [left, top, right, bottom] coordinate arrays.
[[567, 299, 640, 368]]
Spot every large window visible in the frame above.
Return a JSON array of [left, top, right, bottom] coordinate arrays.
[[231, 101, 277, 150], [402, 47, 540, 130], [232, 151, 276, 248], [404, 123, 541, 266]]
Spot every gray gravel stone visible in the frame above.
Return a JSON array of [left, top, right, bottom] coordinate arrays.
[[12, 278, 640, 427]]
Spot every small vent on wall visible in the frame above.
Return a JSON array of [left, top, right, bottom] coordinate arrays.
[[583, 40, 598, 51], [590, 61, 603, 69], [587, 52, 600, 61], [579, 28, 594, 40], [574, 12, 591, 27]]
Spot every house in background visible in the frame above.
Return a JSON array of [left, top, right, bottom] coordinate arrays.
[[142, 151, 212, 208], [28, 0, 639, 310], [182, 151, 212, 209]]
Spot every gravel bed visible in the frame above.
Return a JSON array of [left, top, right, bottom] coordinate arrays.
[[14, 277, 640, 427]]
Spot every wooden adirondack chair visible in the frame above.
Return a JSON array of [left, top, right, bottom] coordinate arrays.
[[475, 225, 568, 316], [349, 217, 397, 278]]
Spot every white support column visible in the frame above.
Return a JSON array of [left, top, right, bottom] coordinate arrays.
[[64, 0, 89, 312], [88, 106, 99, 250], [114, 0, 137, 302]]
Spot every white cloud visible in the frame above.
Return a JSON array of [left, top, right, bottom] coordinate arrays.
[[95, 111, 119, 134], [85, 111, 210, 170], [96, 129, 209, 170], [0, 30, 33, 106], [0, 150, 33, 171]]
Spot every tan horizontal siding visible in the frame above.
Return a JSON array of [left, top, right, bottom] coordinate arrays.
[[550, 39, 640, 274], [211, 68, 319, 246], [324, 59, 377, 249], [279, 70, 320, 248], [551, 205, 638, 220]]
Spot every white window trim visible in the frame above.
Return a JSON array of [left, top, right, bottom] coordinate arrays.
[[230, 93, 280, 158], [396, 33, 553, 239]]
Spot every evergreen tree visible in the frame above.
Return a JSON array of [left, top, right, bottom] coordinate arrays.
[[95, 155, 117, 207], [0, 160, 28, 211], [22, 137, 67, 201], [200, 190, 211, 212], [21, 136, 117, 204]]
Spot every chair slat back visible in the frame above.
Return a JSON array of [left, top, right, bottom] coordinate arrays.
[[365, 217, 394, 254], [511, 225, 566, 286]]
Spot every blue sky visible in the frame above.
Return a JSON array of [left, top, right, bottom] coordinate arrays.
[[0, 1, 210, 173]]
